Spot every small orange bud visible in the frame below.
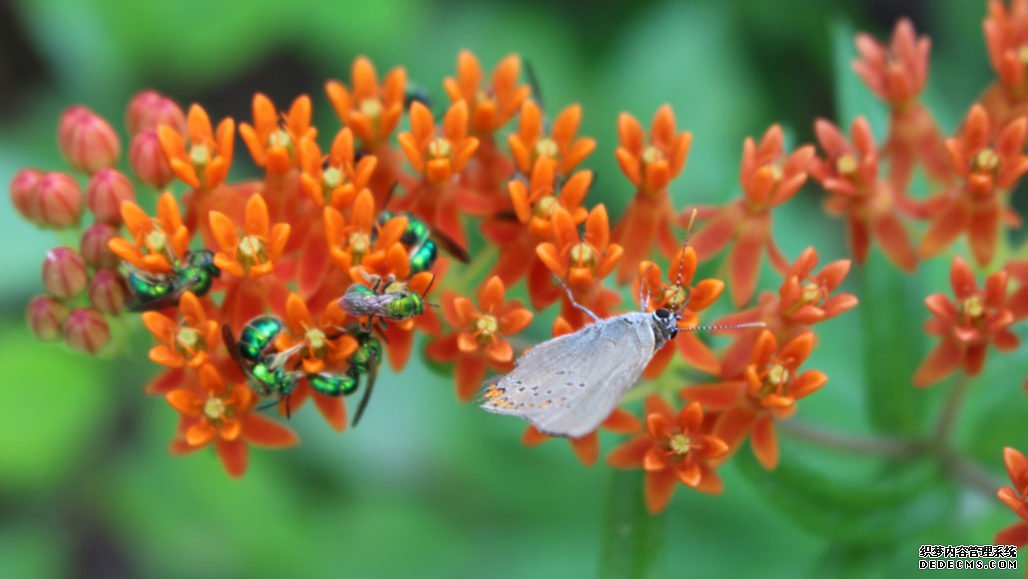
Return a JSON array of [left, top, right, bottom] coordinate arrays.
[[35, 172, 83, 228], [58, 105, 121, 174], [129, 129, 174, 188], [86, 169, 136, 224], [42, 247, 88, 299], [63, 308, 110, 355], [26, 295, 69, 341], [80, 223, 120, 269], [89, 269, 128, 315], [10, 168, 43, 224], [125, 90, 186, 135]]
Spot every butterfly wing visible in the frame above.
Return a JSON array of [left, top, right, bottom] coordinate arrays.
[[481, 313, 656, 438]]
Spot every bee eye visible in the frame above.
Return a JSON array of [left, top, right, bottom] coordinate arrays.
[[655, 308, 671, 319]]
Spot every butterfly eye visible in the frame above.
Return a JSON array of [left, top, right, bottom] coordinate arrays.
[[654, 308, 671, 319]]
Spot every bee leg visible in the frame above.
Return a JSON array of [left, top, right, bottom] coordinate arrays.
[[552, 273, 601, 323]]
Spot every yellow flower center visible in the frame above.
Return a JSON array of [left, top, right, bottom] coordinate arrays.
[[768, 363, 789, 386], [268, 128, 292, 150], [427, 138, 452, 159], [836, 154, 858, 176], [973, 148, 999, 172], [360, 98, 383, 119], [962, 295, 984, 319], [203, 397, 226, 421], [664, 285, 688, 311], [323, 167, 342, 190], [145, 229, 168, 254], [569, 243, 596, 268], [534, 196, 556, 217], [305, 327, 327, 356], [189, 143, 209, 167], [348, 231, 370, 259], [535, 137, 559, 159], [642, 145, 665, 165], [175, 327, 202, 356], [237, 235, 268, 269], [475, 314, 498, 344], [669, 433, 691, 456], [801, 282, 822, 304], [1019, 45, 1028, 64]]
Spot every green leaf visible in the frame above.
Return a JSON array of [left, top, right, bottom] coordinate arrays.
[[831, 20, 888, 138], [599, 469, 666, 579], [857, 248, 931, 435], [735, 445, 955, 545]]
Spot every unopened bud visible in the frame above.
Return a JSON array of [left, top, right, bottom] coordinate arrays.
[[36, 172, 83, 228], [26, 295, 69, 341], [126, 90, 186, 135], [80, 223, 121, 269], [10, 168, 43, 223], [63, 308, 111, 355], [58, 105, 121, 174], [129, 129, 174, 188], [89, 269, 128, 315], [86, 169, 135, 224], [42, 247, 88, 299]]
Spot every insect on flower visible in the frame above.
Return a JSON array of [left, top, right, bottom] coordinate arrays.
[[125, 249, 221, 311], [375, 209, 469, 273], [481, 213, 765, 437], [338, 272, 436, 330]]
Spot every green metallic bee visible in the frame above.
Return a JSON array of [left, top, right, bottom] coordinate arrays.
[[375, 210, 468, 274], [223, 317, 382, 426], [338, 273, 434, 330], [126, 249, 221, 311]]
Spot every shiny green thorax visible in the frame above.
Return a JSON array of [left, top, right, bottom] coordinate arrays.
[[376, 210, 437, 274], [384, 291, 425, 319], [349, 332, 383, 374], [125, 250, 221, 311], [308, 373, 358, 396]]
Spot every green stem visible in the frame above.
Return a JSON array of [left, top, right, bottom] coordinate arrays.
[[778, 420, 923, 458], [933, 374, 970, 446], [599, 469, 666, 579]]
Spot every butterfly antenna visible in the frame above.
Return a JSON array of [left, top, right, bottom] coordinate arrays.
[[681, 321, 766, 333], [674, 209, 699, 290]]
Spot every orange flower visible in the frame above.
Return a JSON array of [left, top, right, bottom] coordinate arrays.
[[508, 100, 595, 175], [209, 193, 291, 278], [398, 101, 479, 184], [509, 163, 590, 239], [690, 125, 814, 306], [523, 408, 640, 466], [157, 104, 235, 190], [537, 204, 622, 289], [996, 446, 1028, 547], [1009, 259, 1028, 321], [852, 19, 949, 189], [613, 105, 692, 283], [239, 93, 315, 174], [810, 116, 917, 272], [108, 192, 189, 274], [633, 245, 725, 379], [982, 0, 1028, 126], [166, 363, 298, 478], [425, 276, 533, 402], [141, 291, 219, 368], [299, 128, 377, 208], [325, 56, 406, 147], [444, 51, 530, 136], [607, 396, 728, 514], [919, 105, 1028, 266], [323, 188, 410, 281], [687, 331, 827, 470], [716, 247, 857, 378], [914, 256, 1021, 387]]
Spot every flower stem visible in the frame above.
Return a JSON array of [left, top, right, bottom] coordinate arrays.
[[942, 451, 1002, 498], [599, 469, 666, 579], [933, 374, 970, 445], [778, 420, 923, 458]]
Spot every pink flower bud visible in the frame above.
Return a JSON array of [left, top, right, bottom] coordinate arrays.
[[129, 129, 174, 188], [58, 105, 121, 174], [10, 168, 43, 223], [86, 169, 135, 224], [26, 295, 69, 341], [63, 308, 110, 355], [36, 171, 83, 228], [42, 247, 88, 298], [89, 269, 128, 315], [80, 223, 121, 269], [126, 90, 186, 135]]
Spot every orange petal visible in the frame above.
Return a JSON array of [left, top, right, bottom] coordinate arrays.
[[645, 469, 678, 514], [751, 415, 779, 470], [215, 438, 249, 478]]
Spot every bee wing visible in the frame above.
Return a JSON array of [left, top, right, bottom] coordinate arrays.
[[481, 314, 656, 438]]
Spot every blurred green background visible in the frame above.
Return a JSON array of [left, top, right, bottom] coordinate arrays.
[[2, 0, 1026, 577]]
